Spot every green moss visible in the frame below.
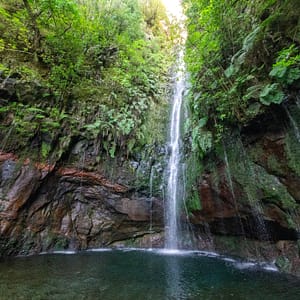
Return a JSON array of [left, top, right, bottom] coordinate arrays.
[[139, 100, 169, 147], [41, 232, 69, 251], [53, 236, 69, 250], [213, 235, 252, 257], [41, 142, 51, 159], [186, 190, 201, 213], [0, 237, 19, 255], [286, 214, 298, 230], [224, 139, 260, 205], [256, 164, 296, 209], [285, 130, 300, 177], [19, 231, 38, 255], [275, 256, 292, 273], [248, 143, 264, 164], [224, 138, 297, 214], [266, 154, 284, 175], [184, 152, 203, 213]]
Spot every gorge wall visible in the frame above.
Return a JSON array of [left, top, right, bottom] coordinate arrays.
[[0, 72, 167, 253], [188, 102, 300, 275], [0, 147, 165, 255], [0, 0, 172, 256], [1, 0, 300, 278], [1, 66, 300, 276], [183, 0, 300, 275]]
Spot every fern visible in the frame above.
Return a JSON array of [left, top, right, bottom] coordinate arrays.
[[259, 83, 284, 105]]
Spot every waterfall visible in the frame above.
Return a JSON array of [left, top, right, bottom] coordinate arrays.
[[284, 104, 300, 143], [149, 166, 154, 248], [165, 50, 186, 250], [223, 141, 270, 241]]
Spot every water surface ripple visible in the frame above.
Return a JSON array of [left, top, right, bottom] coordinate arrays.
[[0, 249, 299, 299]]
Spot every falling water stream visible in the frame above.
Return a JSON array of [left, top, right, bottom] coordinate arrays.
[[284, 104, 300, 142], [149, 166, 154, 248], [165, 50, 186, 250]]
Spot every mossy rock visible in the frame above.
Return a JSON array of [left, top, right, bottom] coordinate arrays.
[[275, 256, 292, 273], [53, 236, 69, 251], [285, 131, 300, 177], [223, 139, 297, 211]]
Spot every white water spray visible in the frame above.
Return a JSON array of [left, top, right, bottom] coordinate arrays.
[[162, 0, 186, 250], [284, 105, 300, 143], [165, 50, 186, 249]]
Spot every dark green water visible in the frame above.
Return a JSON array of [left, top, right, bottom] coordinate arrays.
[[0, 249, 299, 300]]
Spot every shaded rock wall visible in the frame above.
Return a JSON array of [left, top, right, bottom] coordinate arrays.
[[0, 150, 165, 256], [0, 71, 167, 256], [188, 101, 300, 275]]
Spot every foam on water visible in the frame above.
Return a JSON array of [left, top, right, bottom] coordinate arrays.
[[86, 248, 113, 252], [40, 250, 77, 255], [37, 247, 279, 273], [234, 261, 278, 272], [155, 248, 196, 256]]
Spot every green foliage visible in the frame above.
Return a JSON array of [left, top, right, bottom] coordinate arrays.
[[184, 0, 300, 157], [225, 26, 261, 78], [259, 83, 284, 105], [0, 101, 71, 158], [269, 44, 300, 85], [285, 130, 300, 177], [184, 152, 203, 214], [189, 116, 207, 149], [0, 0, 175, 159], [191, 126, 212, 158], [0, 3, 30, 55], [41, 142, 51, 158], [186, 190, 201, 213], [137, 99, 169, 147], [0, 63, 9, 75]]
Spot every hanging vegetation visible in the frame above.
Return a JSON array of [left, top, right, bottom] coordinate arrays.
[[184, 0, 300, 158], [0, 0, 177, 160]]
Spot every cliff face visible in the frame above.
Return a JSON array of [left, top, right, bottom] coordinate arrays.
[[0, 0, 174, 257], [0, 148, 165, 255], [182, 0, 300, 275], [0, 72, 167, 255], [189, 102, 300, 275]]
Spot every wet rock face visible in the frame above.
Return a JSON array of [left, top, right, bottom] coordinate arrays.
[[0, 74, 17, 101], [0, 72, 167, 255], [0, 73, 49, 106], [192, 104, 300, 240], [0, 155, 164, 256], [189, 103, 300, 274], [195, 165, 300, 241]]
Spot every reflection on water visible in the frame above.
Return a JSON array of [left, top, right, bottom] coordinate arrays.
[[166, 256, 182, 299], [0, 249, 300, 300]]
